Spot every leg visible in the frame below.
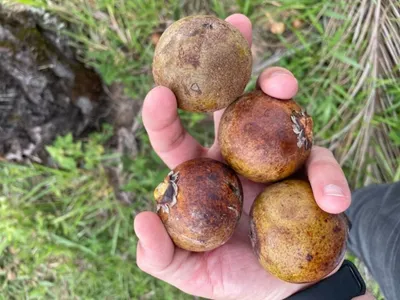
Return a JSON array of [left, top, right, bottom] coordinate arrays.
[[347, 181, 400, 300]]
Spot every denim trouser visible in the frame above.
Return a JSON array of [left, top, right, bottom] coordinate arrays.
[[347, 181, 400, 300]]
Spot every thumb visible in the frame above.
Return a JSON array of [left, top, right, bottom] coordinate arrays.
[[134, 211, 175, 272], [306, 146, 351, 214]]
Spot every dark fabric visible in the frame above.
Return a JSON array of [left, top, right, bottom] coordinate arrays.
[[347, 181, 400, 300]]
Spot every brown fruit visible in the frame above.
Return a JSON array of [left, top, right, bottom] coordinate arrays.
[[270, 22, 285, 34], [218, 90, 313, 183], [249, 180, 348, 283], [152, 15, 252, 112], [154, 158, 243, 252]]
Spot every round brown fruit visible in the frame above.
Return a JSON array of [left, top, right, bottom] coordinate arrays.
[[218, 90, 313, 183], [152, 15, 252, 112], [154, 157, 243, 252], [249, 180, 348, 283]]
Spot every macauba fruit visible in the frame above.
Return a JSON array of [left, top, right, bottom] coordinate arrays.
[[249, 180, 348, 283], [154, 158, 243, 252], [219, 90, 313, 183], [152, 15, 252, 112]]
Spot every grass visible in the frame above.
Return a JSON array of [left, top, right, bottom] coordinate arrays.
[[2, 0, 399, 298], [0, 128, 185, 299]]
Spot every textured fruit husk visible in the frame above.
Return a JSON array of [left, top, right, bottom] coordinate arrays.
[[155, 158, 243, 252], [249, 180, 348, 283], [218, 90, 313, 183], [152, 15, 252, 112]]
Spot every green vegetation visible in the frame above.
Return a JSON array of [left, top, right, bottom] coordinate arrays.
[[2, 0, 398, 298]]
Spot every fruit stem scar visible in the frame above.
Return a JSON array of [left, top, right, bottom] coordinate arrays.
[[227, 205, 239, 218], [291, 110, 313, 150], [227, 181, 242, 204], [202, 23, 213, 29], [249, 219, 260, 257], [154, 171, 179, 214]]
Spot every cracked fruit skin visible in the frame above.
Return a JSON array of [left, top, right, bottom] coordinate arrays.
[[154, 158, 243, 252], [218, 90, 313, 183], [249, 180, 348, 283], [152, 15, 252, 112]]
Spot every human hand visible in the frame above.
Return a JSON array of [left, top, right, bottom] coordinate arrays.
[[134, 14, 352, 300]]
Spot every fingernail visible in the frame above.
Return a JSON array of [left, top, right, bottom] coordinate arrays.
[[270, 70, 293, 78], [323, 184, 345, 197]]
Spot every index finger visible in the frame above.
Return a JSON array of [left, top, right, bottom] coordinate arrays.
[[225, 14, 252, 46]]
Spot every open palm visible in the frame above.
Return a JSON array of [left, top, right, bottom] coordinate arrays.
[[134, 14, 352, 300]]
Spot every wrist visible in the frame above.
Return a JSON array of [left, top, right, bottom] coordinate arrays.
[[284, 260, 366, 300], [279, 282, 314, 300]]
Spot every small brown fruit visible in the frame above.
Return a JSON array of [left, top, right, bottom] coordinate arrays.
[[270, 22, 285, 34], [292, 19, 303, 29], [152, 15, 252, 112], [218, 90, 313, 183], [249, 180, 348, 283], [154, 158, 243, 252], [150, 32, 162, 46]]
